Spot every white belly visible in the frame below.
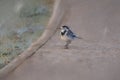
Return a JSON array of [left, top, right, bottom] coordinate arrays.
[[61, 35, 70, 41]]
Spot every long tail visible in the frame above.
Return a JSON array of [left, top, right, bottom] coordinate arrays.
[[76, 36, 83, 39]]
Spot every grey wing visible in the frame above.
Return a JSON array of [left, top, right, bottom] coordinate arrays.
[[66, 29, 76, 39]]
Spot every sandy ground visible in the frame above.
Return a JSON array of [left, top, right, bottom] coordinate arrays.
[[2, 0, 120, 80]]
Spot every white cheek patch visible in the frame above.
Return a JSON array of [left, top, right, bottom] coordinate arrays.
[[61, 29, 65, 32]]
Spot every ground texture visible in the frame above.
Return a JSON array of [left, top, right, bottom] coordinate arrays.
[[2, 0, 120, 80]]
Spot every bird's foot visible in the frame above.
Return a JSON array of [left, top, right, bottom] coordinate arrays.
[[64, 45, 69, 49]]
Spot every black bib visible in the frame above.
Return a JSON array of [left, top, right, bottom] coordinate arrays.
[[61, 30, 67, 36]]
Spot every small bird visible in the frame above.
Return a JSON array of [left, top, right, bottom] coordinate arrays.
[[60, 25, 82, 49]]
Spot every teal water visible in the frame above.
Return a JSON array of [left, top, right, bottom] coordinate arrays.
[[0, 0, 54, 68]]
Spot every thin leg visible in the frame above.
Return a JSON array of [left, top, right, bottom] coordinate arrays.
[[64, 40, 71, 49]]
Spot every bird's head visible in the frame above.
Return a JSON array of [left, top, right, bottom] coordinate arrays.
[[61, 25, 69, 30]]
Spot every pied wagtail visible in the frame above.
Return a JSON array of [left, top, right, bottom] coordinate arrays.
[[59, 25, 82, 49]]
